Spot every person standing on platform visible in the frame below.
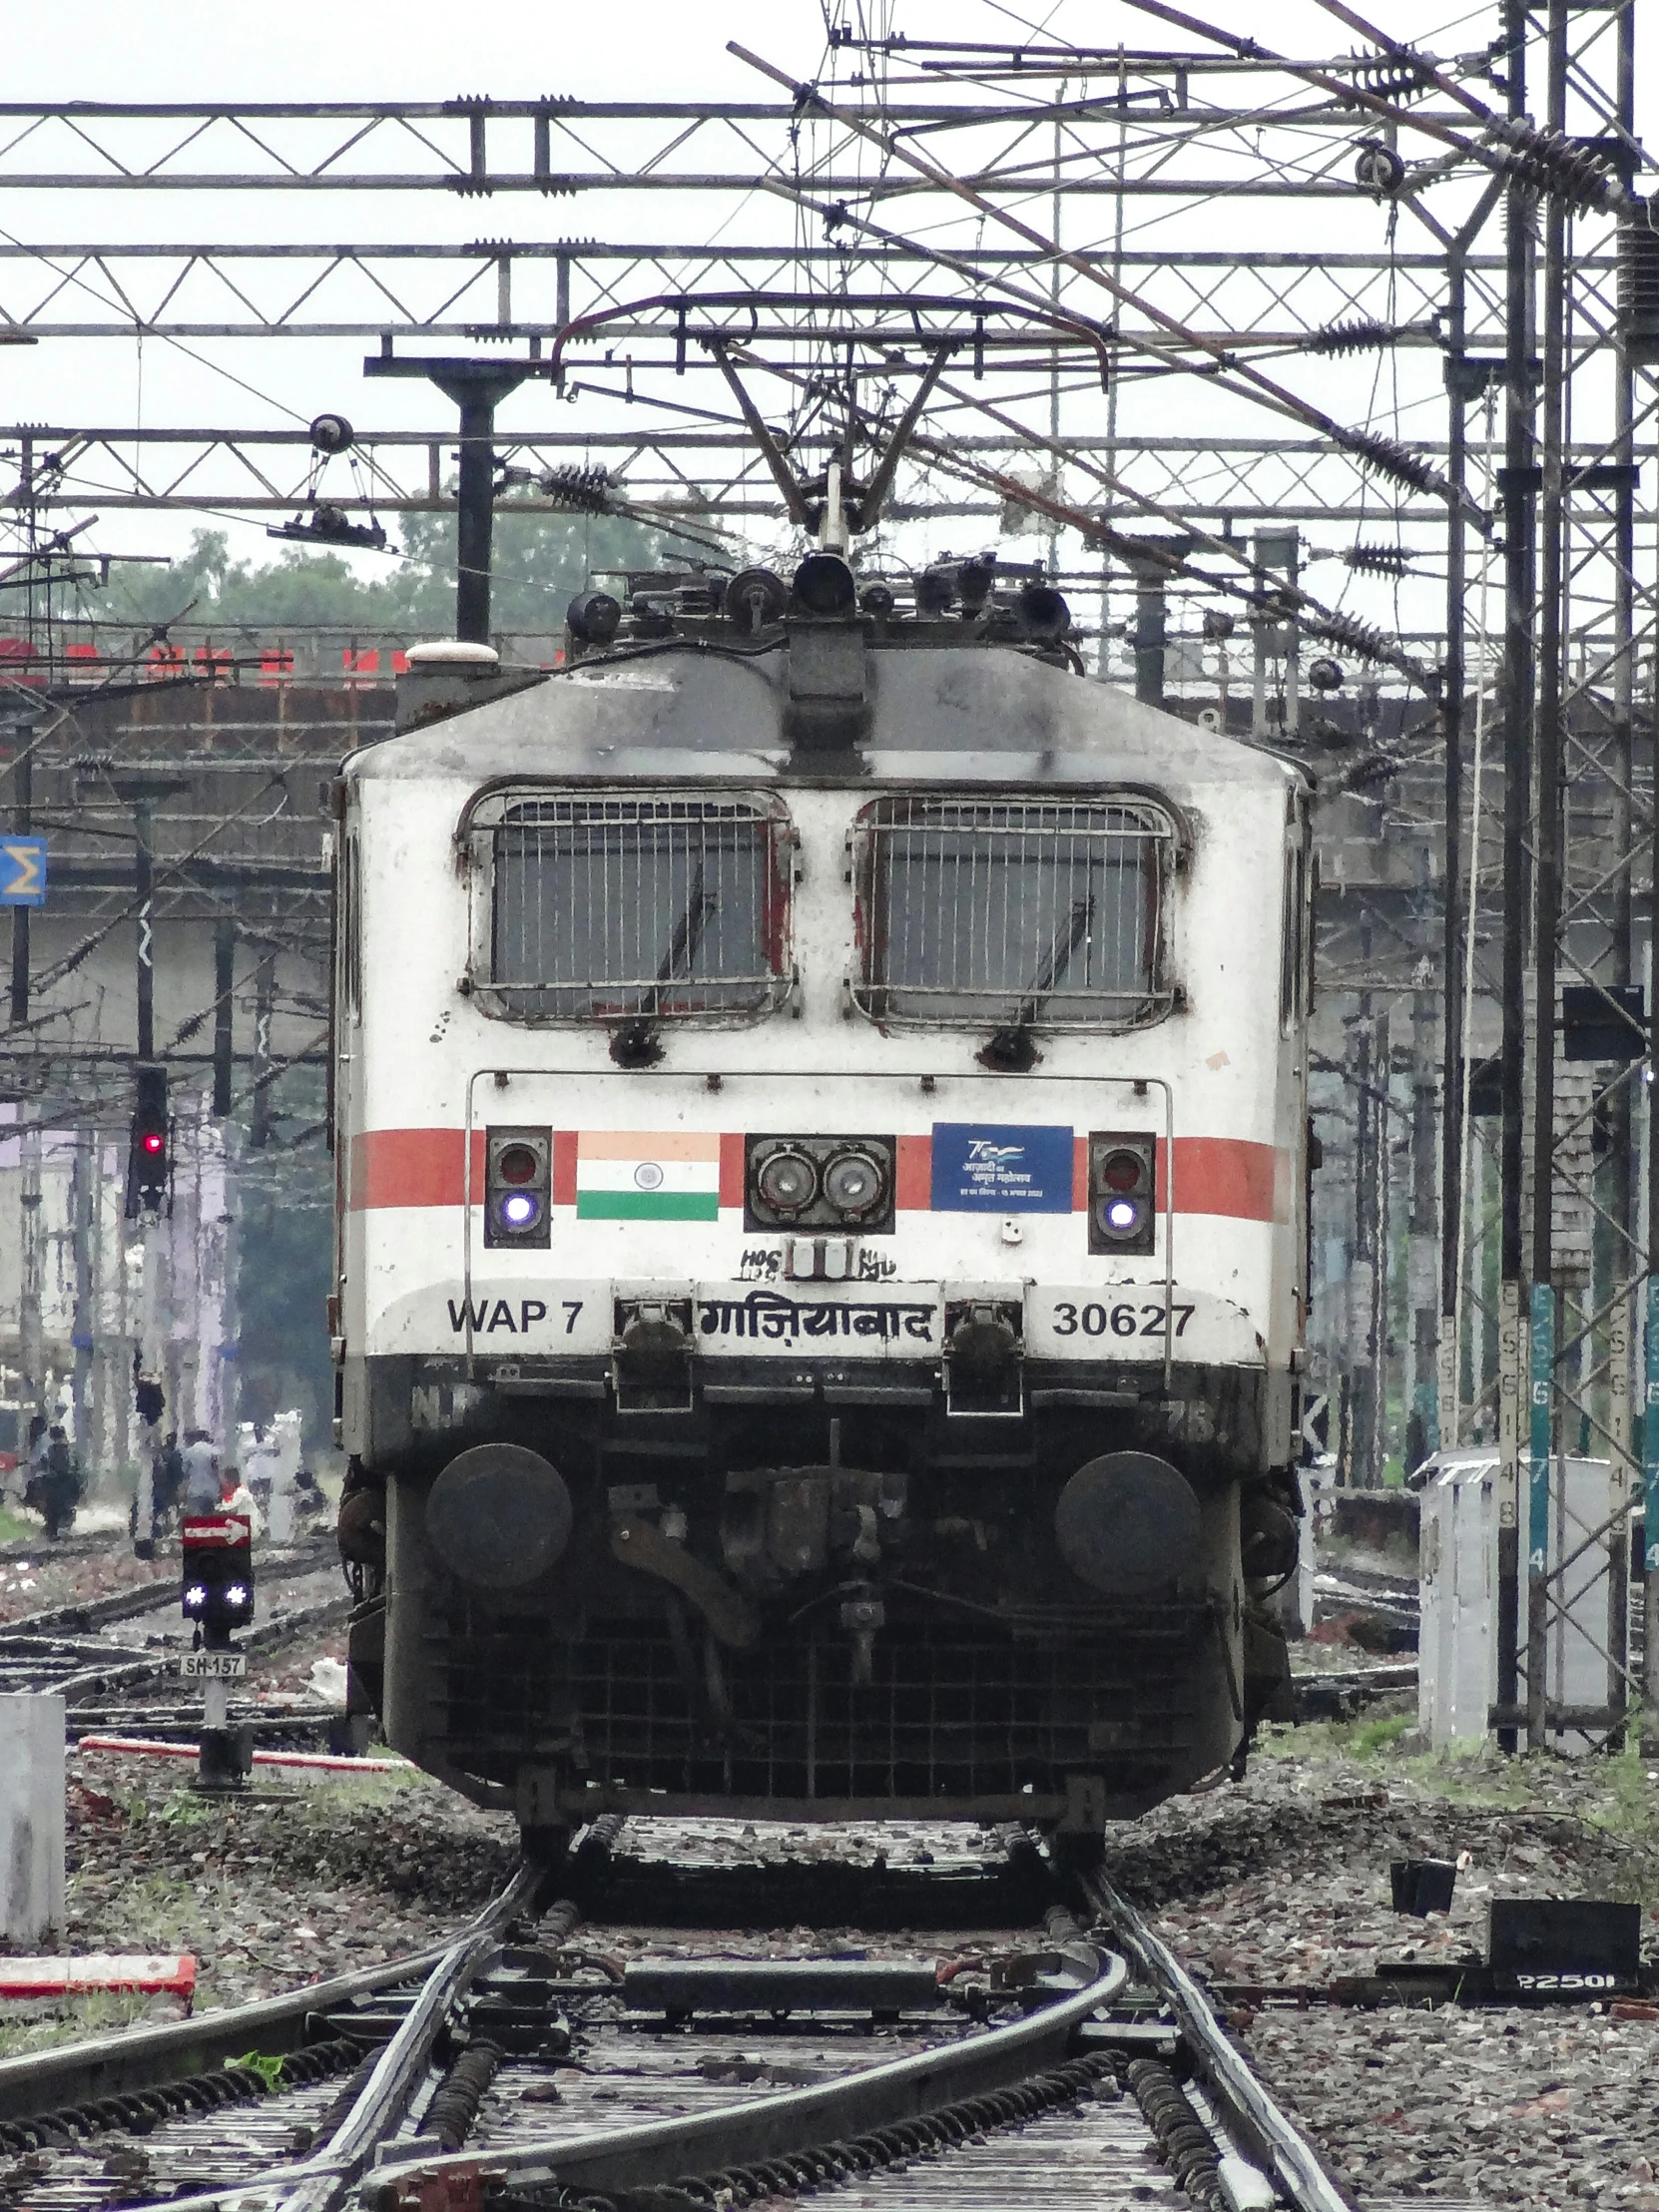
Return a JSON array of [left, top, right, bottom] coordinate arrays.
[[181, 1430, 221, 1517], [20, 1415, 48, 1515], [40, 1426, 81, 1541], [154, 1433, 185, 1533]]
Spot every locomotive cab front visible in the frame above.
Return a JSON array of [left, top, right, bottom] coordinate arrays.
[[332, 573, 1310, 1852]]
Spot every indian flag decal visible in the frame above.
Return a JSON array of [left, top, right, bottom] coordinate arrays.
[[576, 1131, 722, 1221]]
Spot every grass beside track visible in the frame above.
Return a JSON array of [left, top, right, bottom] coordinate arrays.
[[1259, 1715, 1659, 1902]]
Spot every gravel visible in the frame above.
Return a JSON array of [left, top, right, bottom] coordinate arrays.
[[1109, 1733, 1659, 2207], [0, 1539, 173, 1626], [0, 1750, 521, 2046], [10, 1534, 1659, 2205], [0, 1565, 518, 2053]]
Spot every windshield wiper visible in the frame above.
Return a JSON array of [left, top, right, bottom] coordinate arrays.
[[979, 894, 1094, 1073], [610, 862, 717, 1066]]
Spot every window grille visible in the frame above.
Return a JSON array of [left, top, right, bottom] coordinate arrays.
[[852, 796, 1173, 1030], [484, 792, 792, 1023]]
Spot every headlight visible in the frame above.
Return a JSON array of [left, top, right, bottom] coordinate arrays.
[[756, 1148, 819, 1215], [744, 1133, 895, 1232], [495, 1189, 543, 1233], [823, 1149, 885, 1218], [1099, 1196, 1144, 1239]]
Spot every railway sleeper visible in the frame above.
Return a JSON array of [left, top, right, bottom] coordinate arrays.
[[0, 2034, 364, 2152], [464, 2052, 1124, 2212]]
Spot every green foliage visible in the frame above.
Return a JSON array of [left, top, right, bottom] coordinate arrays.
[[1256, 1711, 1414, 1763], [228, 2050, 286, 2092], [75, 503, 707, 638], [0, 1990, 156, 2059], [1352, 1711, 1414, 1757], [1583, 1741, 1659, 1837], [158, 1791, 219, 1829]]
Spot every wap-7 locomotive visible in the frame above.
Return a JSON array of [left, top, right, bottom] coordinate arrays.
[[332, 554, 1311, 1851]]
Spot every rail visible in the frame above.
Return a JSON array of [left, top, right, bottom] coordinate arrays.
[[0, 1816, 1356, 2212], [1079, 1868, 1355, 2212], [366, 1943, 1131, 2203]]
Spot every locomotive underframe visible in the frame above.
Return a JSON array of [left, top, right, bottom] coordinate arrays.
[[344, 1349, 1295, 1828]]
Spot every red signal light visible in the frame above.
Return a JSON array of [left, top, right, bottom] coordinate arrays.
[[142, 1132, 164, 1154]]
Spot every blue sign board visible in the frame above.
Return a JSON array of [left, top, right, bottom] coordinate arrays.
[[930, 1123, 1073, 1212], [0, 836, 46, 907]]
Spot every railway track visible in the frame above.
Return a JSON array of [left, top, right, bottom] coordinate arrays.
[[0, 1814, 1492, 2212], [0, 1539, 346, 1711]]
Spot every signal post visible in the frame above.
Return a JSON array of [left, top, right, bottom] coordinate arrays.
[[180, 1513, 255, 1792]]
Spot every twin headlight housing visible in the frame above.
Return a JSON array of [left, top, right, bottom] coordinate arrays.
[[747, 1134, 894, 1232]]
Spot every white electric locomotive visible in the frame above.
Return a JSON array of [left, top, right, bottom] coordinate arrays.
[[332, 551, 1311, 1853]]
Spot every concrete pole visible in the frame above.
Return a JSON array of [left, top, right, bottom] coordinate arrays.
[[70, 1129, 95, 1476], [1350, 993, 1377, 1487], [0, 1695, 65, 1940], [1409, 968, 1440, 1470], [18, 1116, 43, 1434], [1371, 1004, 1392, 1484], [89, 1146, 110, 1485], [251, 948, 276, 1149]]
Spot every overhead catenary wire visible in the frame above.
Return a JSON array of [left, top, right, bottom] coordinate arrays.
[[729, 39, 1485, 531]]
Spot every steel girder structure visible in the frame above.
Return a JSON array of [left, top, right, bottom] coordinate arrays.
[[0, 239, 1584, 347], [1458, 0, 1658, 1754], [19, 422, 1650, 531], [0, 52, 1625, 664], [8, 40, 1514, 1145]]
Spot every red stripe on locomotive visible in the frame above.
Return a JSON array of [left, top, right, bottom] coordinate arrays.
[[350, 1127, 485, 1209], [348, 1126, 1282, 1222], [894, 1133, 931, 1211]]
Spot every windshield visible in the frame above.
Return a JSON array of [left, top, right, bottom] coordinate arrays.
[[489, 793, 791, 1022], [852, 796, 1172, 1029]]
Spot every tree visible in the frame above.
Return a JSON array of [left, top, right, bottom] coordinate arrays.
[[76, 501, 716, 638]]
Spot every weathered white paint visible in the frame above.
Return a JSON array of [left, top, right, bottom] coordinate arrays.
[[0, 1695, 65, 1940]]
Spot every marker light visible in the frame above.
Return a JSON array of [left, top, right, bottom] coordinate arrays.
[[485, 1125, 552, 1249], [1088, 1131, 1157, 1257]]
